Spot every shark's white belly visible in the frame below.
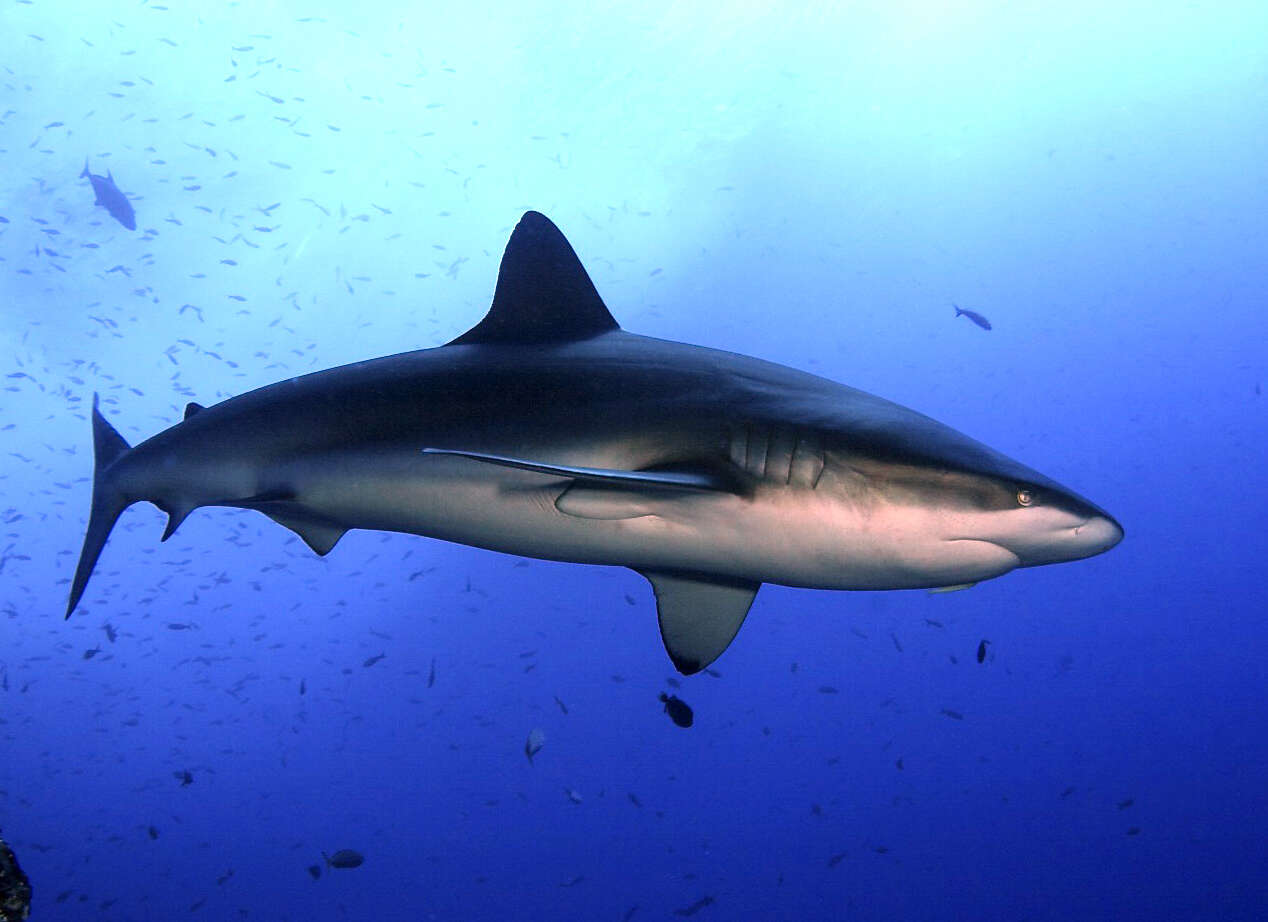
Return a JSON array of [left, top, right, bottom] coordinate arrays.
[[289, 451, 1019, 591]]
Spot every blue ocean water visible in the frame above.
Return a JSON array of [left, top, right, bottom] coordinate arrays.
[[2, 2, 1266, 920]]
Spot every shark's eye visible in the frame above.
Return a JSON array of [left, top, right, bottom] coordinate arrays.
[[1016, 488, 1035, 507]]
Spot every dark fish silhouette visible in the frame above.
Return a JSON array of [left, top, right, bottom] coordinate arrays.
[[954, 304, 991, 330], [323, 849, 363, 869], [659, 692, 693, 728], [80, 159, 136, 230], [976, 639, 989, 663]]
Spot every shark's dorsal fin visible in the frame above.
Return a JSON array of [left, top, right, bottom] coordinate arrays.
[[183, 402, 205, 420], [639, 569, 760, 675], [447, 211, 618, 346]]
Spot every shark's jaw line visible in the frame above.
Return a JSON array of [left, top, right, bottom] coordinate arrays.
[[66, 211, 1122, 674]]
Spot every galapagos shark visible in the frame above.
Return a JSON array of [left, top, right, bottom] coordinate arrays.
[[66, 212, 1122, 673]]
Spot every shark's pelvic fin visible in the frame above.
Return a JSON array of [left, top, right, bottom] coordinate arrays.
[[264, 512, 346, 556], [66, 394, 136, 617], [421, 447, 731, 492], [639, 569, 760, 675], [446, 211, 618, 346]]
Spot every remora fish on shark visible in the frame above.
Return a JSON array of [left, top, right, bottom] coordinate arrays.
[[66, 212, 1122, 674]]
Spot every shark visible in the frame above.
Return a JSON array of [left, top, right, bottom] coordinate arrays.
[[66, 211, 1122, 673]]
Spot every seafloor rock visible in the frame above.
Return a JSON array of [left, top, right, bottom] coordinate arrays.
[[0, 831, 31, 922]]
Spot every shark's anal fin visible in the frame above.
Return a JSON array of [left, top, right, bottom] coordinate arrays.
[[158, 501, 195, 541], [638, 569, 760, 675], [422, 448, 733, 492]]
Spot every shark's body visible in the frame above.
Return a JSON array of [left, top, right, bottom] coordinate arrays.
[[68, 212, 1121, 672], [80, 159, 136, 230]]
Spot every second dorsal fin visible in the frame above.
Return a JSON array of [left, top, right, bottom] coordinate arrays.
[[447, 211, 618, 346]]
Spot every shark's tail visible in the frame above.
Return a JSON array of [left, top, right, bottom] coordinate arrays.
[[953, 303, 964, 317], [66, 394, 134, 618]]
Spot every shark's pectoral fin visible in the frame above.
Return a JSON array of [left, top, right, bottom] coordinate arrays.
[[638, 569, 759, 675], [265, 512, 346, 556]]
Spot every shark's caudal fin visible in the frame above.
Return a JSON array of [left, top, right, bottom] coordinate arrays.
[[66, 394, 135, 618], [446, 211, 618, 346]]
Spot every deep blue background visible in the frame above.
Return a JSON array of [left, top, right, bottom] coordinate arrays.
[[2, 2, 1265, 920]]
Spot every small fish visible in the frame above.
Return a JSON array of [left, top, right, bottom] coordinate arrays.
[[564, 788, 583, 804], [174, 770, 193, 786], [427, 656, 436, 687], [928, 581, 977, 594], [976, 639, 989, 664], [553, 694, 568, 715], [941, 708, 964, 720], [323, 849, 364, 869], [673, 895, 715, 917], [362, 652, 385, 667], [953, 304, 992, 330], [1117, 798, 1134, 810], [83, 646, 101, 660], [525, 727, 546, 762], [306, 864, 321, 880], [299, 678, 306, 695], [659, 693, 694, 728], [80, 159, 136, 230], [103, 623, 117, 643], [147, 825, 159, 840]]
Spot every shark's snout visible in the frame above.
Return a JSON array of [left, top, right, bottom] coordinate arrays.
[[1012, 510, 1123, 568]]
